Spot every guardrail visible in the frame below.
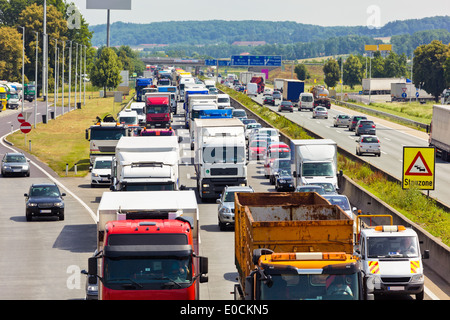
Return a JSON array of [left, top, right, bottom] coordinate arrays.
[[331, 98, 430, 131], [227, 90, 450, 283]]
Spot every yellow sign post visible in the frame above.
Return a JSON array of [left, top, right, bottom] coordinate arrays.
[[402, 147, 435, 190]]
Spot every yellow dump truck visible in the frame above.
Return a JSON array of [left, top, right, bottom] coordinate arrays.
[[234, 192, 366, 300]]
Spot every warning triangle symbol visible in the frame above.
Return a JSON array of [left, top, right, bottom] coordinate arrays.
[[405, 151, 432, 176]]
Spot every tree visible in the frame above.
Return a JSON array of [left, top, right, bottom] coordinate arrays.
[[343, 55, 363, 89], [294, 63, 309, 80], [323, 59, 340, 88], [0, 26, 29, 81], [444, 56, 450, 88], [413, 40, 450, 101], [90, 47, 123, 96]]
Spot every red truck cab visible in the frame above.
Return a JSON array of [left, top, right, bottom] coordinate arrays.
[[146, 96, 171, 128], [87, 218, 208, 300]]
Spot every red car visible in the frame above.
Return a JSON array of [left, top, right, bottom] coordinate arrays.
[[249, 139, 268, 160]]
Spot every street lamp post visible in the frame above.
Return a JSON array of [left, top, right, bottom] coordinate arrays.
[[53, 38, 57, 117], [62, 41, 65, 115], [19, 26, 25, 113], [68, 40, 72, 112], [74, 42, 78, 109], [33, 31, 38, 128]]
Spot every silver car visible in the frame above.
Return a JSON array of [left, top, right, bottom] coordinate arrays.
[[217, 185, 254, 230], [356, 135, 381, 156], [1, 152, 30, 177], [333, 114, 351, 127], [312, 106, 328, 119]]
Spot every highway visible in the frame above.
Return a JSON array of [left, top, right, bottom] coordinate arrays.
[[0, 99, 448, 300], [251, 94, 450, 207]]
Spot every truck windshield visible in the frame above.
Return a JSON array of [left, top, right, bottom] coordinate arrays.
[[123, 183, 175, 191], [104, 256, 193, 290], [10, 93, 19, 99], [119, 117, 137, 125], [302, 163, 334, 176], [90, 128, 126, 140], [367, 236, 419, 258], [202, 146, 246, 163], [260, 273, 359, 300], [0, 93, 6, 99], [147, 105, 169, 114]]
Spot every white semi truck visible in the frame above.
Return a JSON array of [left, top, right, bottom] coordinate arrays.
[[110, 136, 182, 191], [291, 139, 338, 190], [193, 118, 247, 201], [429, 104, 450, 161]]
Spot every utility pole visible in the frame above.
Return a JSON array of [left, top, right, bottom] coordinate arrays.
[[33, 31, 38, 128], [68, 41, 72, 112]]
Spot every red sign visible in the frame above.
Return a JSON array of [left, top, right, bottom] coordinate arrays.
[[17, 113, 25, 123], [20, 121, 32, 134]]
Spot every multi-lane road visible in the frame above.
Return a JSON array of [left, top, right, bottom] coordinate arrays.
[[252, 94, 450, 207], [0, 99, 448, 300]]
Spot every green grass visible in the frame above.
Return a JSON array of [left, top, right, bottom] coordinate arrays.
[[7, 91, 130, 177], [220, 83, 450, 246]]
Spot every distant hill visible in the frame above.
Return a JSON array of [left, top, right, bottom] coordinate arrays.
[[90, 16, 450, 47]]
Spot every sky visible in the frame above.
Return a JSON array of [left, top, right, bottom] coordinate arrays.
[[71, 0, 450, 27]]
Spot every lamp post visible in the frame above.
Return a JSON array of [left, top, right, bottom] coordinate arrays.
[[53, 38, 57, 116], [74, 42, 78, 109], [61, 41, 65, 115], [68, 40, 72, 112], [84, 45, 87, 105], [33, 31, 38, 128], [18, 26, 25, 113]]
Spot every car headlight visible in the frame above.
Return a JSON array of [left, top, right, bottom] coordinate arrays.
[[54, 202, 64, 207], [411, 274, 424, 282], [27, 202, 38, 207], [202, 184, 210, 188], [92, 173, 99, 177], [279, 179, 286, 183], [220, 207, 231, 214]]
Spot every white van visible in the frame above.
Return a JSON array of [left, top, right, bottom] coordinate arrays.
[[129, 102, 146, 125], [247, 83, 258, 97], [356, 218, 429, 300], [217, 94, 231, 109], [298, 92, 314, 111]]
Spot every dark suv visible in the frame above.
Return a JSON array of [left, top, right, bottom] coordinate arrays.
[[349, 115, 367, 131], [24, 183, 66, 221], [355, 120, 376, 136]]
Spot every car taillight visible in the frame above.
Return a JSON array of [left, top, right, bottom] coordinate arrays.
[[359, 124, 363, 127], [372, 125, 376, 128]]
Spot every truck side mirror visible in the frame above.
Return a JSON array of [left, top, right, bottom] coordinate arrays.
[[199, 256, 208, 279], [85, 129, 89, 141], [422, 250, 430, 260], [87, 257, 98, 282]]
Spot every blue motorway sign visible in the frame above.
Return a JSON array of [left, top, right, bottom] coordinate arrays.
[[204, 59, 231, 66], [230, 55, 282, 67]]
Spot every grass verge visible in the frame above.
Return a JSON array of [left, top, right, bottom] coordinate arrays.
[[219, 83, 450, 246], [7, 92, 130, 177]]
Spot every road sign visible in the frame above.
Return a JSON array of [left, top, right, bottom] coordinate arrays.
[[402, 147, 435, 190], [416, 91, 420, 98], [230, 55, 282, 67], [204, 59, 231, 66], [18, 113, 25, 123], [20, 121, 32, 134], [402, 92, 407, 98]]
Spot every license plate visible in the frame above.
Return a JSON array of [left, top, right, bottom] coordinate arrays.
[[40, 210, 52, 213], [388, 286, 404, 291]]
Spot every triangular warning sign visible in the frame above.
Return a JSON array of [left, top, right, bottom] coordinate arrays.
[[405, 151, 432, 176]]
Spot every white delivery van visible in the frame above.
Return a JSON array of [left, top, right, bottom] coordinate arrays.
[[356, 216, 430, 300], [298, 92, 314, 111]]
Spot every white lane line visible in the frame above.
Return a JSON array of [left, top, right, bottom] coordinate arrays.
[[1, 131, 97, 222], [425, 286, 440, 300]]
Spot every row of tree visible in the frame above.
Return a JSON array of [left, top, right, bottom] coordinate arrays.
[[91, 16, 450, 47]]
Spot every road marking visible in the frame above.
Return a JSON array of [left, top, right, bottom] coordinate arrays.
[[425, 285, 440, 300], [1, 130, 97, 222]]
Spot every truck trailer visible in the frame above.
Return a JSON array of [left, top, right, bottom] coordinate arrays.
[[193, 118, 247, 201], [428, 104, 450, 161], [110, 136, 181, 191], [282, 79, 305, 106], [291, 139, 339, 190], [135, 78, 153, 102], [83, 190, 208, 300], [234, 192, 362, 300]]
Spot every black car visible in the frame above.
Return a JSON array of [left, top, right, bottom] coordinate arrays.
[[263, 95, 275, 106], [278, 101, 293, 112], [24, 183, 66, 221], [349, 115, 367, 131], [275, 170, 295, 192]]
